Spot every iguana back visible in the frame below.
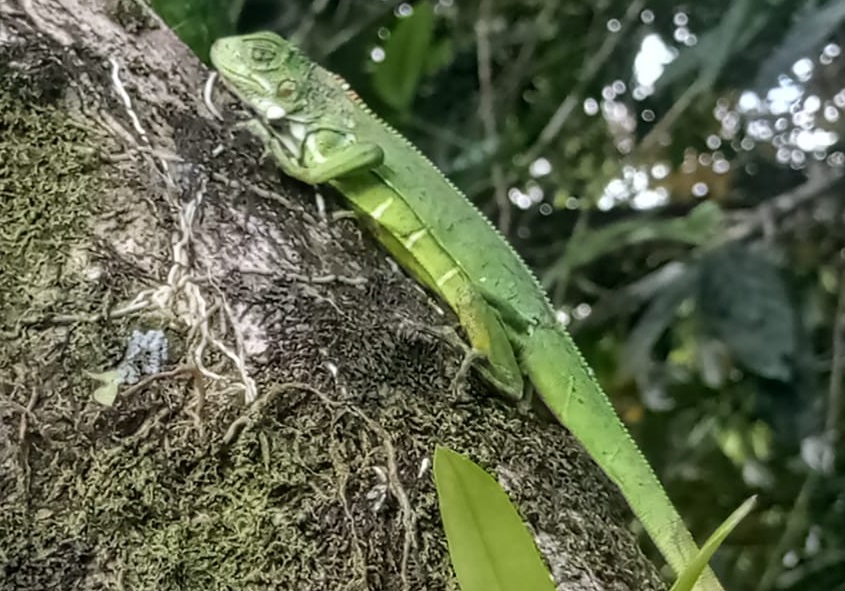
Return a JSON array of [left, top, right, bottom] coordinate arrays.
[[341, 112, 555, 322]]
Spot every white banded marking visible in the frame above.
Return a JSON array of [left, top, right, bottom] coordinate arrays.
[[403, 228, 428, 250], [436, 268, 459, 287], [370, 197, 393, 220]]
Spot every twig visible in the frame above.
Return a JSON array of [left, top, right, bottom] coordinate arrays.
[[723, 167, 842, 242], [476, 0, 511, 234], [549, 205, 592, 303], [572, 169, 838, 334], [498, 1, 558, 114], [826, 264, 845, 439], [320, 0, 406, 56], [571, 261, 688, 333], [635, 77, 707, 156]]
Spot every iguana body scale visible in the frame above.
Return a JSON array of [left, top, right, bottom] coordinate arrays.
[[210, 32, 730, 591]]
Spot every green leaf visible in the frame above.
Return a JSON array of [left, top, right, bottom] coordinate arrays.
[[696, 244, 796, 381], [85, 369, 122, 406], [543, 203, 722, 292], [424, 37, 455, 76], [698, 0, 754, 86], [621, 264, 700, 380], [670, 496, 757, 591], [372, 1, 435, 112], [433, 446, 556, 591]]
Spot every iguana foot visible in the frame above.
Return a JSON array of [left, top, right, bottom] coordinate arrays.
[[452, 347, 485, 399], [397, 319, 479, 400]]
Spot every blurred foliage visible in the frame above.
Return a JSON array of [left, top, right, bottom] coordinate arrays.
[[150, 0, 236, 61], [150, 0, 845, 589]]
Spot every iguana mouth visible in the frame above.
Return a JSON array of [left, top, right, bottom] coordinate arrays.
[[203, 70, 307, 163]]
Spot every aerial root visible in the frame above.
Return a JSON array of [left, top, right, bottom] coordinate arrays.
[[345, 390, 417, 591], [220, 381, 321, 445], [220, 380, 416, 591]]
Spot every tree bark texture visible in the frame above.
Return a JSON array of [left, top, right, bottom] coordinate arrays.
[[0, 1, 665, 589]]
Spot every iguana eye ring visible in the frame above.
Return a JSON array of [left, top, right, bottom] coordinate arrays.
[[277, 79, 298, 99], [250, 47, 276, 63]]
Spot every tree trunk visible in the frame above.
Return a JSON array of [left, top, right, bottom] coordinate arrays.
[[0, 1, 665, 589]]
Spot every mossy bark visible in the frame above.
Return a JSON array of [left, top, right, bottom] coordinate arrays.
[[0, 2, 666, 590]]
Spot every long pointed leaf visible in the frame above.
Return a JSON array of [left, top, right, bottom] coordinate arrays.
[[372, 1, 435, 112], [670, 496, 757, 591], [433, 446, 556, 591]]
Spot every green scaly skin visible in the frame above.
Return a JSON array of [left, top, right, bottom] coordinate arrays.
[[210, 31, 734, 591]]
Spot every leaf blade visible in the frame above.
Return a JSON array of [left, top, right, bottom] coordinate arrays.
[[433, 446, 556, 591], [670, 496, 757, 591], [372, 1, 435, 112]]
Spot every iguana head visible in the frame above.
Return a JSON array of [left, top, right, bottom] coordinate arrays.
[[210, 32, 319, 122]]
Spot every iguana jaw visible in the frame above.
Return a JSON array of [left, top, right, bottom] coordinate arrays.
[[210, 70, 278, 122], [210, 38, 282, 121]]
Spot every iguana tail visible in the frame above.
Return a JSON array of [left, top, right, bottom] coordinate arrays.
[[520, 325, 725, 591]]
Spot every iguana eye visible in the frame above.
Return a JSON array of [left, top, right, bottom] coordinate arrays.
[[277, 79, 298, 99], [250, 47, 276, 63]]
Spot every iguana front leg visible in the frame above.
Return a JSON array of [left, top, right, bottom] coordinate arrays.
[[247, 124, 529, 403], [240, 119, 384, 184]]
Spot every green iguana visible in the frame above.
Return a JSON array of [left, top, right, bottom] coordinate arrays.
[[210, 31, 745, 591]]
